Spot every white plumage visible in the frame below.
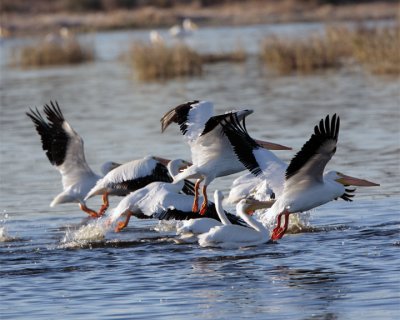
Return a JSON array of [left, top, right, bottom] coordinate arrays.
[[267, 114, 379, 241], [169, 18, 198, 39], [161, 100, 289, 215], [85, 155, 173, 216], [198, 190, 271, 249], [26, 101, 119, 217]]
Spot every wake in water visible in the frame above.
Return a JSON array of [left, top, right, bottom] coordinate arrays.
[[60, 218, 109, 249]]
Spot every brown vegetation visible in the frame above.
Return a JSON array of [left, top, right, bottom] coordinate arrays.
[[350, 25, 400, 74], [13, 38, 94, 68], [261, 24, 399, 75], [127, 42, 202, 81]]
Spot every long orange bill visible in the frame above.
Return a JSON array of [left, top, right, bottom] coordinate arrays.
[[337, 173, 380, 187], [254, 139, 291, 150]]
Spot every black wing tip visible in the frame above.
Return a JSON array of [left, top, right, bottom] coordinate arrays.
[[160, 100, 200, 133], [285, 113, 341, 180], [43, 100, 64, 123], [314, 114, 340, 141]]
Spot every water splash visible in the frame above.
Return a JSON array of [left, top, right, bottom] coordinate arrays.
[[60, 218, 108, 248], [0, 211, 14, 242], [154, 220, 179, 233], [258, 210, 312, 234]]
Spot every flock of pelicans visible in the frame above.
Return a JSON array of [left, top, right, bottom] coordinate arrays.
[[26, 100, 379, 248]]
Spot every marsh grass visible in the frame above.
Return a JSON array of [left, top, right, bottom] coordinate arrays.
[[127, 42, 203, 81], [261, 34, 344, 74], [14, 39, 94, 68], [350, 26, 400, 75], [261, 24, 399, 75]]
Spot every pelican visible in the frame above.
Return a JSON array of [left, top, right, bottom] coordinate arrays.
[[198, 190, 273, 248], [161, 100, 290, 215], [26, 101, 120, 217], [169, 18, 198, 39], [85, 155, 195, 216], [269, 114, 380, 241], [149, 30, 164, 45], [177, 190, 272, 239], [108, 160, 247, 232]]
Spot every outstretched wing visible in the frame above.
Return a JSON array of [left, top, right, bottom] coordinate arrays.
[[160, 100, 214, 142], [218, 111, 263, 177], [26, 101, 95, 189], [286, 114, 340, 183]]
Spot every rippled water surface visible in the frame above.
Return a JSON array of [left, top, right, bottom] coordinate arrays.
[[1, 23, 399, 319]]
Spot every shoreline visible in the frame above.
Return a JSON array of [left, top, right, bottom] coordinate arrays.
[[1, 1, 398, 38]]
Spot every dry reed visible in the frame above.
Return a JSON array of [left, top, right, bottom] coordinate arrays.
[[261, 24, 399, 75], [350, 25, 399, 75], [261, 33, 343, 74], [127, 42, 202, 81], [14, 38, 94, 68]]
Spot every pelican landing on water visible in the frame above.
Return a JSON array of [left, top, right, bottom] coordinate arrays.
[[160, 100, 290, 215], [268, 114, 379, 241], [26, 101, 120, 217]]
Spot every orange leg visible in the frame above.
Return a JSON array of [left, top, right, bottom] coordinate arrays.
[[98, 192, 109, 216], [115, 211, 133, 232], [199, 185, 208, 215], [79, 203, 100, 218], [192, 180, 201, 212], [271, 210, 290, 241]]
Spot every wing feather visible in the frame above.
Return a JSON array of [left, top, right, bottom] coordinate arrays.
[[219, 112, 263, 177], [285, 114, 340, 182]]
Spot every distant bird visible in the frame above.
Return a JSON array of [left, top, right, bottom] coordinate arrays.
[[149, 30, 165, 45], [44, 27, 74, 46], [26, 101, 120, 217], [169, 18, 198, 39], [198, 190, 273, 248], [85, 155, 195, 216], [161, 100, 290, 215], [268, 114, 379, 241], [107, 159, 248, 232]]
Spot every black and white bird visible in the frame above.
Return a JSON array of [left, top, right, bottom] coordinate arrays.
[[107, 159, 249, 232], [26, 101, 119, 217], [268, 114, 379, 241], [84, 155, 196, 216], [160, 100, 290, 215]]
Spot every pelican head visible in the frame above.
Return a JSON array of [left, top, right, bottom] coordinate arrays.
[[326, 171, 380, 187], [101, 161, 121, 175]]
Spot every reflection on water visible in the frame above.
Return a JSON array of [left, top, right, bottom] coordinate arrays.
[[1, 22, 399, 319]]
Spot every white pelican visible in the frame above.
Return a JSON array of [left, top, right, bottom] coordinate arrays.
[[84, 155, 193, 216], [269, 114, 380, 241], [149, 30, 164, 45], [161, 100, 290, 215], [107, 159, 248, 232], [26, 101, 120, 217], [198, 190, 273, 249], [169, 18, 198, 39]]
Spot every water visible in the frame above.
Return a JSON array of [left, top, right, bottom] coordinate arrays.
[[1, 23, 399, 319]]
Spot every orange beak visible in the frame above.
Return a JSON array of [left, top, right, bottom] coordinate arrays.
[[336, 173, 380, 187], [254, 139, 291, 151]]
